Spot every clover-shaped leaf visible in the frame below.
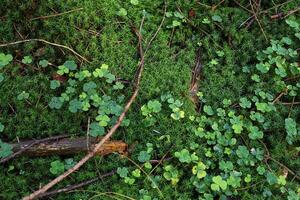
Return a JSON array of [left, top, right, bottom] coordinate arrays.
[[203, 105, 214, 116], [0, 141, 13, 158], [49, 97, 63, 109], [50, 160, 65, 175], [57, 65, 69, 75], [148, 100, 162, 113], [96, 114, 110, 127], [212, 15, 222, 22], [0, 53, 13, 67], [248, 126, 263, 140], [22, 56, 33, 64], [138, 151, 151, 162], [17, 91, 29, 100], [39, 59, 49, 68], [83, 81, 97, 92], [89, 122, 105, 137], [50, 80, 60, 90], [236, 145, 249, 159], [68, 99, 82, 113], [239, 97, 251, 109], [117, 8, 127, 16], [113, 82, 124, 90], [192, 161, 207, 179], [63, 60, 77, 71], [211, 176, 227, 191], [175, 149, 198, 163], [117, 167, 128, 178]]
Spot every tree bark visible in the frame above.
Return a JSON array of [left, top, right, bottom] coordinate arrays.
[[11, 137, 127, 157]]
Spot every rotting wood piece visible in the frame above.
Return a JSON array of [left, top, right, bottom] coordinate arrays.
[[11, 137, 128, 157]]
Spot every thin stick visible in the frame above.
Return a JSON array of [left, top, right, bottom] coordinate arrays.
[[249, 0, 268, 41], [29, 8, 83, 21], [0, 135, 69, 164], [22, 2, 167, 199], [37, 170, 116, 199], [0, 39, 90, 62]]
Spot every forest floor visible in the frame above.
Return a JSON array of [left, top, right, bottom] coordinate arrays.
[[0, 1, 299, 199]]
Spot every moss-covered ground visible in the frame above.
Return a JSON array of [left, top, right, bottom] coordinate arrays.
[[0, 0, 299, 199]]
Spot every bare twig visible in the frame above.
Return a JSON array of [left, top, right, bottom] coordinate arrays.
[[271, 6, 300, 19], [29, 8, 83, 21], [0, 39, 90, 62], [249, 0, 268, 41], [22, 2, 167, 199], [37, 170, 116, 199], [0, 135, 69, 164]]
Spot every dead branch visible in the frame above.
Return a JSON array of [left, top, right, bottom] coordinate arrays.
[[0, 39, 89, 62], [270, 6, 300, 19], [22, 2, 167, 199]]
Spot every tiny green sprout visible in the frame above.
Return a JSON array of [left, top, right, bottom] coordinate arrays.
[[216, 50, 224, 57], [210, 59, 218, 65], [49, 97, 63, 109], [117, 8, 127, 16], [212, 15, 222, 22], [113, 82, 124, 90], [211, 176, 227, 191], [39, 59, 49, 68], [89, 122, 105, 137], [22, 56, 33, 64], [172, 20, 181, 27], [50, 160, 65, 175], [0, 53, 13, 67], [17, 91, 29, 100], [244, 174, 252, 183], [117, 167, 128, 178], [202, 18, 211, 24], [251, 74, 260, 82], [50, 80, 60, 90], [138, 151, 151, 162], [192, 161, 207, 179], [130, 0, 139, 5], [64, 158, 76, 170]]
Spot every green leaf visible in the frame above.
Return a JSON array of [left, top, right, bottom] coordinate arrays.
[[236, 145, 249, 159], [113, 82, 124, 90], [64, 158, 76, 170], [266, 172, 277, 185], [57, 65, 69, 75], [248, 126, 264, 140], [83, 81, 97, 92], [256, 166, 266, 175], [175, 149, 198, 163], [130, 0, 139, 5], [39, 59, 49, 68], [211, 176, 227, 191], [212, 15, 222, 22], [117, 167, 128, 178], [63, 60, 77, 70], [117, 8, 127, 16], [0, 141, 13, 158], [68, 99, 82, 113], [172, 20, 181, 27], [50, 80, 60, 90], [147, 100, 162, 113], [96, 114, 110, 127], [89, 122, 105, 137], [138, 151, 151, 162], [49, 97, 63, 109], [203, 105, 214, 116], [285, 118, 298, 144], [132, 169, 141, 177], [22, 56, 33, 64], [17, 91, 29, 100], [277, 175, 286, 186], [50, 160, 65, 175], [0, 53, 13, 67], [239, 97, 251, 108]]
